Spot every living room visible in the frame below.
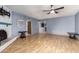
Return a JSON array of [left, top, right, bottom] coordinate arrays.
[[0, 5, 79, 53]]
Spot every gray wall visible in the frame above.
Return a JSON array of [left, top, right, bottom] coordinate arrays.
[[12, 11, 26, 36], [75, 12, 79, 34], [11, 11, 79, 36], [46, 16, 75, 35], [12, 11, 39, 36], [31, 19, 39, 35]]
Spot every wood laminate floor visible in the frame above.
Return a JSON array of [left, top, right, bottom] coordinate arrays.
[[2, 34, 79, 53]]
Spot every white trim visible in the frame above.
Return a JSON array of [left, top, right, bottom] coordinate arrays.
[[47, 32, 69, 36], [0, 36, 19, 52], [52, 32, 68, 36]]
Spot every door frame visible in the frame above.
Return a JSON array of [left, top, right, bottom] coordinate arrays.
[[26, 20, 32, 35]]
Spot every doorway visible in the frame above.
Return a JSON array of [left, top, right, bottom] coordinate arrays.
[[38, 21, 47, 33], [27, 21, 32, 35]]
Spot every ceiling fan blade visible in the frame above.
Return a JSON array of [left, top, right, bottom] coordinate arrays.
[[55, 11, 58, 13], [47, 12, 50, 14], [55, 7, 64, 10], [43, 10, 51, 12]]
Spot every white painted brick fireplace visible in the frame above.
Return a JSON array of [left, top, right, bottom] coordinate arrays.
[[0, 25, 12, 38]]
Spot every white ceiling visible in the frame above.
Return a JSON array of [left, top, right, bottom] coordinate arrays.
[[6, 5, 79, 20]]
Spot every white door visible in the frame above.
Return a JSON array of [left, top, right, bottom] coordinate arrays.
[[38, 21, 46, 33]]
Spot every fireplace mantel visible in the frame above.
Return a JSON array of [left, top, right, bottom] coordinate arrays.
[[0, 22, 12, 27]]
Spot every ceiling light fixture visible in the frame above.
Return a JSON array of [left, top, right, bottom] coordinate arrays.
[[50, 10, 56, 14], [50, 10, 55, 13]]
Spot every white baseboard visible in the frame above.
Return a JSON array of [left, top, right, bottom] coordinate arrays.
[[48, 32, 69, 36], [0, 36, 19, 52]]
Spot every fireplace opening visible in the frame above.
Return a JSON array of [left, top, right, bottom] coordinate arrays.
[[0, 30, 7, 43]]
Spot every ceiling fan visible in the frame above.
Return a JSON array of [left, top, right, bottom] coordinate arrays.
[[43, 5, 64, 14]]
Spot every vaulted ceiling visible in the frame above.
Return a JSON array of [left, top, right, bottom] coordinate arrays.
[[6, 5, 79, 20]]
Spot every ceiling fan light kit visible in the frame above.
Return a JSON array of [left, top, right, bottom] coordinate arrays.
[[50, 10, 54, 13], [43, 5, 64, 15]]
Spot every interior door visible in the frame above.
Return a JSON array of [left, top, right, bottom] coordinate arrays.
[[28, 21, 31, 34]]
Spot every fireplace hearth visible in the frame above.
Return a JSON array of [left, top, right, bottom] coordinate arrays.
[[0, 30, 7, 45]]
